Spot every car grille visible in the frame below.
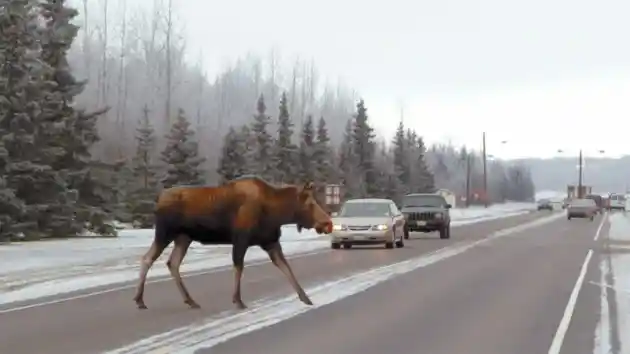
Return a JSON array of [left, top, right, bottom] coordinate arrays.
[[406, 212, 435, 221], [348, 225, 371, 231]]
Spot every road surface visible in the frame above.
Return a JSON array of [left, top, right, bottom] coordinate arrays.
[[0, 210, 615, 354]]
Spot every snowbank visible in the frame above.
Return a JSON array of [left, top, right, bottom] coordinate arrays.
[[0, 202, 535, 305]]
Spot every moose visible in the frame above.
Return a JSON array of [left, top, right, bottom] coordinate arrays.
[[133, 176, 333, 310]]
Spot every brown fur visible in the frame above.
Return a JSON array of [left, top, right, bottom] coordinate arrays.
[[133, 176, 332, 310]]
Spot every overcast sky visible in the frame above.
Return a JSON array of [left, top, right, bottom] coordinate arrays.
[[144, 0, 630, 159]]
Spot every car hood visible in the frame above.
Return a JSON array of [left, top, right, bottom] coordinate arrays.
[[400, 206, 444, 213], [332, 216, 391, 226]]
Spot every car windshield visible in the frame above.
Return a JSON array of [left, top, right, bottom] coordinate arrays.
[[402, 195, 446, 208], [338, 202, 391, 217], [538, 199, 550, 204], [571, 199, 595, 207]]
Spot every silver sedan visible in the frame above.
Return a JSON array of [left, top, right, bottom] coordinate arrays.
[[330, 198, 406, 249]]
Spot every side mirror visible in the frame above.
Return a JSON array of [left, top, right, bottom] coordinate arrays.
[[445, 204, 452, 209], [331, 212, 338, 217]]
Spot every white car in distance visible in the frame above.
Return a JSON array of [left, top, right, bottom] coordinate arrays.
[[330, 198, 406, 250]]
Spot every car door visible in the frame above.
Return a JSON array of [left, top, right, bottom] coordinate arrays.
[[389, 203, 404, 236]]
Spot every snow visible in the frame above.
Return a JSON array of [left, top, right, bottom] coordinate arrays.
[[593, 212, 630, 353], [0, 202, 536, 306]]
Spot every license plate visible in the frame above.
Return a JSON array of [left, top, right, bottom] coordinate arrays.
[[416, 221, 426, 226]]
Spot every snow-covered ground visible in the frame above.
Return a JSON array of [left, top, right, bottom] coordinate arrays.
[[594, 211, 630, 353], [0, 202, 536, 306]]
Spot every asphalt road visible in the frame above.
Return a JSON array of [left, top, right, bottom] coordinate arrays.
[[0, 210, 611, 354]]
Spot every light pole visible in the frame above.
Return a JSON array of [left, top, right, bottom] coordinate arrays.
[[482, 133, 507, 208], [557, 149, 605, 198]]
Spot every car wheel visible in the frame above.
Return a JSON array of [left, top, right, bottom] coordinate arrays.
[[385, 241, 394, 249], [331, 243, 341, 249], [404, 227, 409, 239], [439, 226, 450, 239], [590, 216, 594, 221], [342, 243, 352, 249]]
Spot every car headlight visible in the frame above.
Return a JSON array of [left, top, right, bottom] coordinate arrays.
[[372, 224, 389, 231], [434, 212, 443, 218], [332, 224, 347, 231]]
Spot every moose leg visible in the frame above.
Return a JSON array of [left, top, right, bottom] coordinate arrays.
[[231, 237, 249, 310], [133, 239, 169, 309], [264, 241, 313, 305], [166, 235, 199, 309]]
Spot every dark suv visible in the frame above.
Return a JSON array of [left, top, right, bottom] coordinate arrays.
[[401, 193, 452, 239]]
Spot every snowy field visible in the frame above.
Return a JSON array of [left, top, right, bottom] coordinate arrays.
[[0, 202, 536, 306]]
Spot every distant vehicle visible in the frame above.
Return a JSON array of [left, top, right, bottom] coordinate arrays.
[[584, 194, 604, 214], [330, 198, 405, 250], [609, 194, 626, 211], [537, 199, 553, 211], [567, 198, 597, 221], [400, 193, 451, 239]]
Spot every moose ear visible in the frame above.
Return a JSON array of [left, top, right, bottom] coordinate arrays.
[[303, 181, 315, 191]]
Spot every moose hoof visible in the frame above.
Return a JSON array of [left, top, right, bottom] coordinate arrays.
[[300, 295, 313, 306], [185, 300, 201, 309], [233, 299, 248, 310], [136, 302, 148, 310]]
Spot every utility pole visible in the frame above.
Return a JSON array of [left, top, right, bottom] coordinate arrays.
[[482, 132, 488, 208], [577, 149, 584, 198]]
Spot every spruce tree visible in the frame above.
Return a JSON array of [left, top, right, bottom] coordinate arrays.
[[0, 0, 69, 239], [273, 92, 298, 184], [313, 116, 334, 183], [250, 94, 274, 181], [39, 0, 112, 236], [412, 136, 435, 193], [161, 108, 206, 188], [392, 120, 410, 198], [351, 99, 377, 197], [217, 126, 247, 183], [298, 115, 316, 182], [128, 106, 159, 227], [338, 119, 361, 198]]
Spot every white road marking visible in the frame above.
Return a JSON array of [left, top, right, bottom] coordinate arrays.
[[105, 212, 564, 354], [547, 213, 607, 354], [0, 212, 539, 313], [0, 249, 328, 314]]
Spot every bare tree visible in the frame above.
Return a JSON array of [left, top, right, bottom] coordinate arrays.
[[82, 0, 91, 77], [164, 0, 173, 127], [98, 0, 109, 107], [115, 0, 129, 157]]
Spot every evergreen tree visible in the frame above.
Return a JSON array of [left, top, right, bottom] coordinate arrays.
[[298, 115, 316, 182], [313, 116, 334, 183], [250, 94, 274, 181], [392, 120, 410, 199], [0, 0, 37, 239], [238, 124, 256, 174], [217, 126, 247, 183], [128, 106, 159, 227], [161, 108, 206, 188], [39, 0, 112, 236], [0, 0, 69, 239], [338, 119, 361, 198], [411, 136, 435, 193], [351, 99, 377, 197], [273, 92, 298, 184]]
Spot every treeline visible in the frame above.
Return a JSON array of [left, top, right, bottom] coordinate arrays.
[[69, 0, 358, 183], [216, 93, 535, 207], [218, 94, 436, 204]]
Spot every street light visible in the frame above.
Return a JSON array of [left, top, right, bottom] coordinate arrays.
[[557, 149, 605, 199], [482, 133, 508, 208]]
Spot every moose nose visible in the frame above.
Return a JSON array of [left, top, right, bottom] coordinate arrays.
[[318, 220, 333, 234]]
